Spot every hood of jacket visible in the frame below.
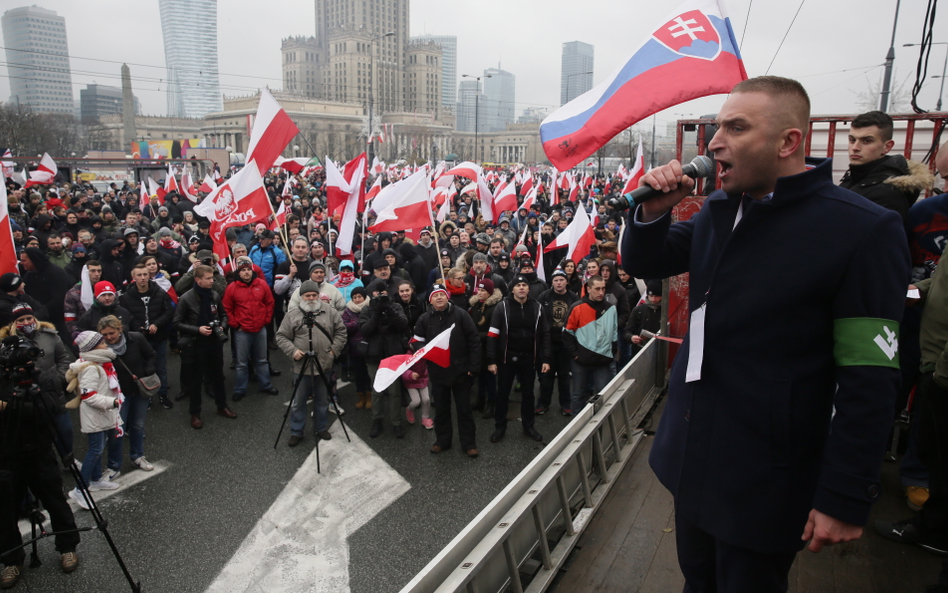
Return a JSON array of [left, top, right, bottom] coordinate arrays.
[[23, 247, 50, 271], [469, 287, 503, 308]]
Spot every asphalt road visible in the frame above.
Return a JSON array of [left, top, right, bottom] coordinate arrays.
[[13, 342, 573, 593]]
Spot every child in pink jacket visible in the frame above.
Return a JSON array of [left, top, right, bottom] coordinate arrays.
[[402, 359, 431, 429]]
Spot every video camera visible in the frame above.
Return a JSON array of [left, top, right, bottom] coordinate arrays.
[[0, 334, 43, 385]]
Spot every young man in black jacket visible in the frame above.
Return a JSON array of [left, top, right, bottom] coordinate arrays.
[[413, 284, 482, 457], [537, 269, 579, 416], [174, 265, 236, 429], [486, 274, 552, 444], [120, 264, 175, 409], [359, 278, 409, 439]]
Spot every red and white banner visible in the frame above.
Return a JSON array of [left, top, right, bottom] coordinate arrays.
[[195, 166, 272, 263], [544, 200, 596, 262], [374, 323, 454, 392], [245, 88, 300, 175], [24, 153, 57, 188], [369, 169, 433, 233], [0, 182, 18, 275]]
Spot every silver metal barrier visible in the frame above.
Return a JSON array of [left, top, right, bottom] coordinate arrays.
[[399, 338, 667, 593]]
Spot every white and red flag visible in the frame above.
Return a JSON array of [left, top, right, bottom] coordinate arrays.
[[0, 182, 18, 276], [270, 200, 287, 231], [24, 153, 57, 188], [519, 174, 533, 198], [492, 179, 517, 222], [331, 153, 368, 256], [147, 177, 163, 203], [521, 184, 538, 212], [369, 169, 433, 233], [139, 178, 148, 204], [544, 200, 596, 261], [365, 174, 383, 202], [621, 137, 646, 195], [245, 88, 300, 175], [180, 168, 199, 202], [164, 166, 179, 197], [370, 156, 385, 176], [199, 174, 218, 194], [194, 166, 272, 264], [1, 149, 13, 179], [374, 324, 454, 392]]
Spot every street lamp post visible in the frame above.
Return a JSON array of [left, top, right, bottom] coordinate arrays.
[[904, 42, 948, 111], [565, 70, 594, 104], [462, 73, 491, 164], [369, 32, 396, 165]]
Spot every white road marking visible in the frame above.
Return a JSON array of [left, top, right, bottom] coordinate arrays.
[[205, 422, 410, 593], [19, 461, 171, 535]]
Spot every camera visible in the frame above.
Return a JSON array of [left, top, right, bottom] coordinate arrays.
[[0, 335, 43, 386], [208, 320, 228, 344], [376, 293, 390, 306]]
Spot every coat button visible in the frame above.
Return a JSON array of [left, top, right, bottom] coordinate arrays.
[[867, 484, 880, 499]]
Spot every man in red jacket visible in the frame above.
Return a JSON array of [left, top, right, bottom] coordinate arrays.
[[223, 257, 278, 401]]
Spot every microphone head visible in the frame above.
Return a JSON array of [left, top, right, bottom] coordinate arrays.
[[688, 155, 714, 178]]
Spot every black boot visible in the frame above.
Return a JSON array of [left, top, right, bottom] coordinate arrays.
[[482, 403, 495, 420], [370, 419, 384, 438]]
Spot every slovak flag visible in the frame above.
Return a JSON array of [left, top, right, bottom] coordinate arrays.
[[544, 201, 596, 262], [540, 0, 746, 170], [374, 324, 455, 392], [245, 88, 300, 175], [24, 153, 57, 188], [622, 138, 647, 195]]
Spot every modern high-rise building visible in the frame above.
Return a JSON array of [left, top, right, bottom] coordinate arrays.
[[80, 84, 139, 123], [456, 78, 480, 133], [158, 0, 222, 118], [482, 67, 515, 133], [1, 6, 74, 114], [410, 34, 456, 112], [561, 41, 594, 106]]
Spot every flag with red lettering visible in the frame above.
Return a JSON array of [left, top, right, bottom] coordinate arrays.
[[24, 153, 57, 188], [245, 88, 300, 175], [195, 166, 272, 263], [374, 324, 454, 392], [540, 0, 746, 170], [544, 202, 596, 261]]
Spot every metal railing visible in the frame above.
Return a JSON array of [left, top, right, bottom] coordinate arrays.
[[399, 338, 667, 593]]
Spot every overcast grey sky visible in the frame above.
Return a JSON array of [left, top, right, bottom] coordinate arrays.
[[1, 0, 945, 132]]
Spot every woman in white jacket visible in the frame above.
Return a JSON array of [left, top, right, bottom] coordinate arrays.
[[65, 331, 124, 509]]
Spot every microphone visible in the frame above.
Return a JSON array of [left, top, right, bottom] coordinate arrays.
[[607, 155, 714, 211]]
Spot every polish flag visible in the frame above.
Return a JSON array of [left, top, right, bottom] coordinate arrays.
[[164, 166, 179, 197], [444, 161, 481, 180], [1, 149, 13, 179], [568, 175, 580, 203], [195, 166, 273, 263], [326, 152, 367, 219], [24, 153, 57, 188], [276, 156, 312, 174], [622, 138, 646, 195], [281, 176, 295, 198], [436, 188, 452, 223], [521, 185, 538, 212], [213, 168, 224, 184], [139, 179, 148, 205], [519, 175, 533, 198], [544, 201, 596, 262], [334, 153, 368, 255], [374, 324, 455, 392], [365, 174, 383, 202], [180, 168, 199, 202], [270, 200, 287, 231], [245, 88, 300, 175], [199, 174, 218, 194], [0, 182, 18, 275], [492, 179, 517, 222], [147, 177, 164, 203], [535, 237, 546, 283], [369, 169, 434, 233]]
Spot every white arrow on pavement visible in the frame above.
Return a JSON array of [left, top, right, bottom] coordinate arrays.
[[205, 422, 410, 593]]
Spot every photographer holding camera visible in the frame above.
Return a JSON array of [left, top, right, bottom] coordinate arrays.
[[174, 265, 236, 429], [0, 303, 80, 588], [275, 280, 347, 446], [359, 278, 409, 439]]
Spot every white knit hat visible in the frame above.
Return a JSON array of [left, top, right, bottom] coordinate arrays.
[[75, 330, 104, 353]]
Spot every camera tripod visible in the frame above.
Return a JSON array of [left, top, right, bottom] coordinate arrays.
[[274, 310, 350, 473], [0, 336, 142, 591]]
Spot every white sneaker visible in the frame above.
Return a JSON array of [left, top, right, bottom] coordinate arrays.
[[329, 400, 345, 415], [73, 460, 83, 471], [69, 488, 91, 510], [105, 468, 121, 481], [132, 457, 154, 471], [89, 478, 120, 491]]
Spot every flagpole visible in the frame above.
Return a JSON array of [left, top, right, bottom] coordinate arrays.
[[266, 188, 291, 258]]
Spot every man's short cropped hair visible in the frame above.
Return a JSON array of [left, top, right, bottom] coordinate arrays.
[[731, 76, 810, 136], [851, 110, 895, 142], [194, 264, 215, 279]]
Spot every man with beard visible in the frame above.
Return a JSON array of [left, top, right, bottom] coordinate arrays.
[[276, 280, 347, 445], [46, 234, 72, 270], [465, 252, 507, 297]]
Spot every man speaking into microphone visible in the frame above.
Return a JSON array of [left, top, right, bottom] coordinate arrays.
[[621, 76, 909, 592]]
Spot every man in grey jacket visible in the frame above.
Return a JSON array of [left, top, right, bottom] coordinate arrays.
[[276, 280, 347, 446]]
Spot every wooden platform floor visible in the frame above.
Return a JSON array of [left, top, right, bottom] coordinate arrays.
[[550, 435, 943, 593]]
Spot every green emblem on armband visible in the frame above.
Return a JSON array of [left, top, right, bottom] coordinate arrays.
[[834, 318, 900, 368]]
